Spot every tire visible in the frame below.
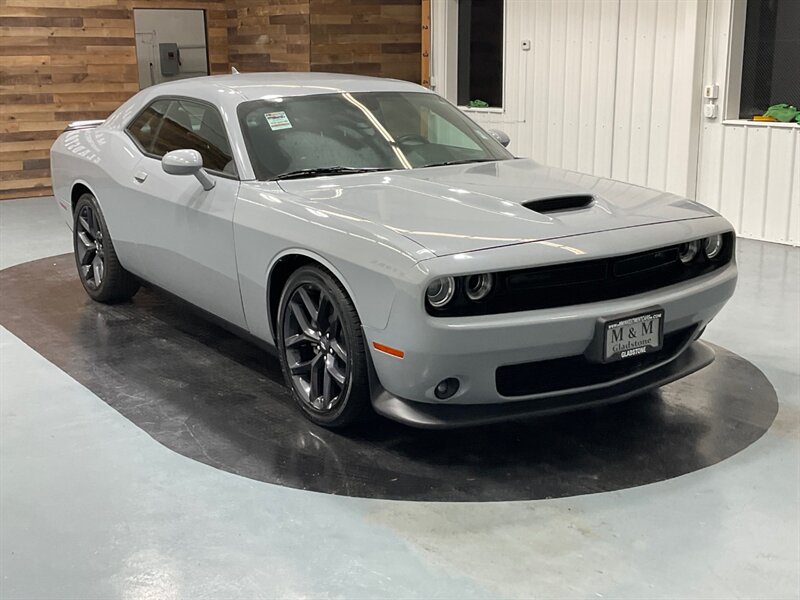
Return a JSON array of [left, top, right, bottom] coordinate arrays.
[[73, 193, 140, 303], [277, 265, 372, 428]]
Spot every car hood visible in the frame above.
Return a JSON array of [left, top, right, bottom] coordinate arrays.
[[277, 159, 717, 257]]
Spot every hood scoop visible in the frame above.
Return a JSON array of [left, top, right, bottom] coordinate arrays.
[[523, 195, 594, 214]]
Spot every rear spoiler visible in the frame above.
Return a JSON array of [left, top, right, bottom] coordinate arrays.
[[65, 119, 105, 132]]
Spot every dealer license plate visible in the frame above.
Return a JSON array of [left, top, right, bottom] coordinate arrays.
[[603, 310, 664, 362]]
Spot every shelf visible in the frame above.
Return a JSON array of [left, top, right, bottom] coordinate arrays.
[[722, 119, 799, 129]]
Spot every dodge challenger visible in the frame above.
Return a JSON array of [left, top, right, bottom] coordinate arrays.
[[50, 73, 737, 428]]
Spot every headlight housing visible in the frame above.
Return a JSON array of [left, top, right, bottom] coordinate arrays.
[[678, 240, 700, 264], [703, 234, 724, 259], [425, 273, 496, 309], [465, 273, 494, 301], [426, 276, 456, 308]]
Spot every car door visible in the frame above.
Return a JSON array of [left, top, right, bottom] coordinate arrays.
[[125, 97, 247, 329]]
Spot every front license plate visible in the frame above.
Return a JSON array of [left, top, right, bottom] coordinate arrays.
[[603, 310, 664, 362]]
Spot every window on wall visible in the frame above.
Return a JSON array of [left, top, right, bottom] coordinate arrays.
[[457, 0, 504, 108], [739, 0, 800, 119]]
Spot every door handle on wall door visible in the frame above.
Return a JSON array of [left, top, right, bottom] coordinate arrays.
[[134, 171, 148, 183]]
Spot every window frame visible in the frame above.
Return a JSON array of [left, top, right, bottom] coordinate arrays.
[[124, 94, 240, 180]]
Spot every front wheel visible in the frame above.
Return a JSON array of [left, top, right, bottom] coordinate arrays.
[[277, 266, 371, 428], [73, 193, 139, 303]]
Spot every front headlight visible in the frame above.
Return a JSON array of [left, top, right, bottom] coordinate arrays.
[[703, 234, 723, 259], [465, 273, 494, 301], [678, 240, 700, 264], [426, 276, 456, 308]]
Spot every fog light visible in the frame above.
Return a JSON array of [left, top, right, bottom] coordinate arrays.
[[465, 273, 494, 301], [703, 234, 723, 259], [434, 377, 460, 400], [678, 240, 700, 264], [426, 276, 456, 308]]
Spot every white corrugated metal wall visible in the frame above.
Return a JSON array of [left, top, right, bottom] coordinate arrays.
[[431, 0, 799, 245], [696, 0, 799, 245]]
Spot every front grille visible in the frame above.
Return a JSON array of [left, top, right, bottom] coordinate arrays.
[[427, 233, 734, 317], [495, 327, 695, 397]]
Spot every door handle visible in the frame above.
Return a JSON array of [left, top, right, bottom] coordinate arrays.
[[134, 171, 148, 183]]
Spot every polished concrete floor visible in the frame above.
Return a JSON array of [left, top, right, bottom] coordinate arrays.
[[0, 254, 780, 502], [1, 196, 799, 599]]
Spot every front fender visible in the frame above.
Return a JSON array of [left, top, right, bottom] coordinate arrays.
[[264, 247, 401, 342], [234, 182, 426, 345]]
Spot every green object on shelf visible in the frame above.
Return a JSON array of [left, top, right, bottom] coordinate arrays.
[[468, 99, 489, 108], [763, 103, 799, 123]]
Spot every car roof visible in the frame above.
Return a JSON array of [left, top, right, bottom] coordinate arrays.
[[145, 72, 431, 101]]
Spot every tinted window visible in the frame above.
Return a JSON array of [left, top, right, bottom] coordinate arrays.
[[427, 111, 481, 150], [739, 0, 800, 118], [457, 0, 504, 108], [151, 100, 235, 175], [238, 92, 512, 180], [126, 99, 170, 152], [129, 99, 236, 176]]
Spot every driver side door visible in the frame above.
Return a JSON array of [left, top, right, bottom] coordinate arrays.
[[124, 97, 247, 329]]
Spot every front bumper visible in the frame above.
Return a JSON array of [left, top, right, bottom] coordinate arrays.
[[371, 340, 714, 428], [362, 257, 737, 427]]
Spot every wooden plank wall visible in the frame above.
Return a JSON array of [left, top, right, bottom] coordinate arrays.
[[0, 0, 229, 200], [228, 0, 421, 81], [1, 0, 421, 200], [227, 0, 311, 73], [309, 0, 420, 82]]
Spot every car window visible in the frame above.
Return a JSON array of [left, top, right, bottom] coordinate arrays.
[[426, 111, 482, 151], [147, 99, 236, 176], [239, 95, 402, 180], [126, 99, 170, 153], [237, 92, 512, 180]]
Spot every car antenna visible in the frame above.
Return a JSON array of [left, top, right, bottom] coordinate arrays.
[[231, 66, 240, 74]]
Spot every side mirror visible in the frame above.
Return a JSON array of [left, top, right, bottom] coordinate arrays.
[[488, 128, 511, 148], [162, 149, 215, 191]]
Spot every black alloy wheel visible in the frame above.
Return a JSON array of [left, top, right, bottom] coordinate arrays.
[[72, 193, 140, 303], [75, 203, 104, 289], [278, 266, 370, 427]]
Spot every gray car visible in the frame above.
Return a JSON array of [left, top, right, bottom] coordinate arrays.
[[50, 73, 737, 429]]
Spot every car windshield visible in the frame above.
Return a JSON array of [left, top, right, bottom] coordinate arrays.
[[237, 91, 513, 180]]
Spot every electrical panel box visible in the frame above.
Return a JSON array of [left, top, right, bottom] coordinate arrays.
[[159, 43, 179, 77]]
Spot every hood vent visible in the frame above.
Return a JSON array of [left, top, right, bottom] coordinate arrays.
[[523, 195, 594, 214]]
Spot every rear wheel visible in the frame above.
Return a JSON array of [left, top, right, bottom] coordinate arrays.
[[73, 193, 139, 303], [277, 266, 371, 428]]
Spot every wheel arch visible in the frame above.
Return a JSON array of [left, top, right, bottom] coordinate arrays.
[[266, 249, 364, 343], [70, 180, 97, 215]]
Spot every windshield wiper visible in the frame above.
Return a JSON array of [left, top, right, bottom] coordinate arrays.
[[272, 166, 391, 181], [422, 158, 499, 168]]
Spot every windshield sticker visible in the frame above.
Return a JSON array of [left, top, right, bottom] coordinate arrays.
[[265, 111, 292, 131]]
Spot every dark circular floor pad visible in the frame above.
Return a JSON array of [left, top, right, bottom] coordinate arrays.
[[0, 255, 778, 501]]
